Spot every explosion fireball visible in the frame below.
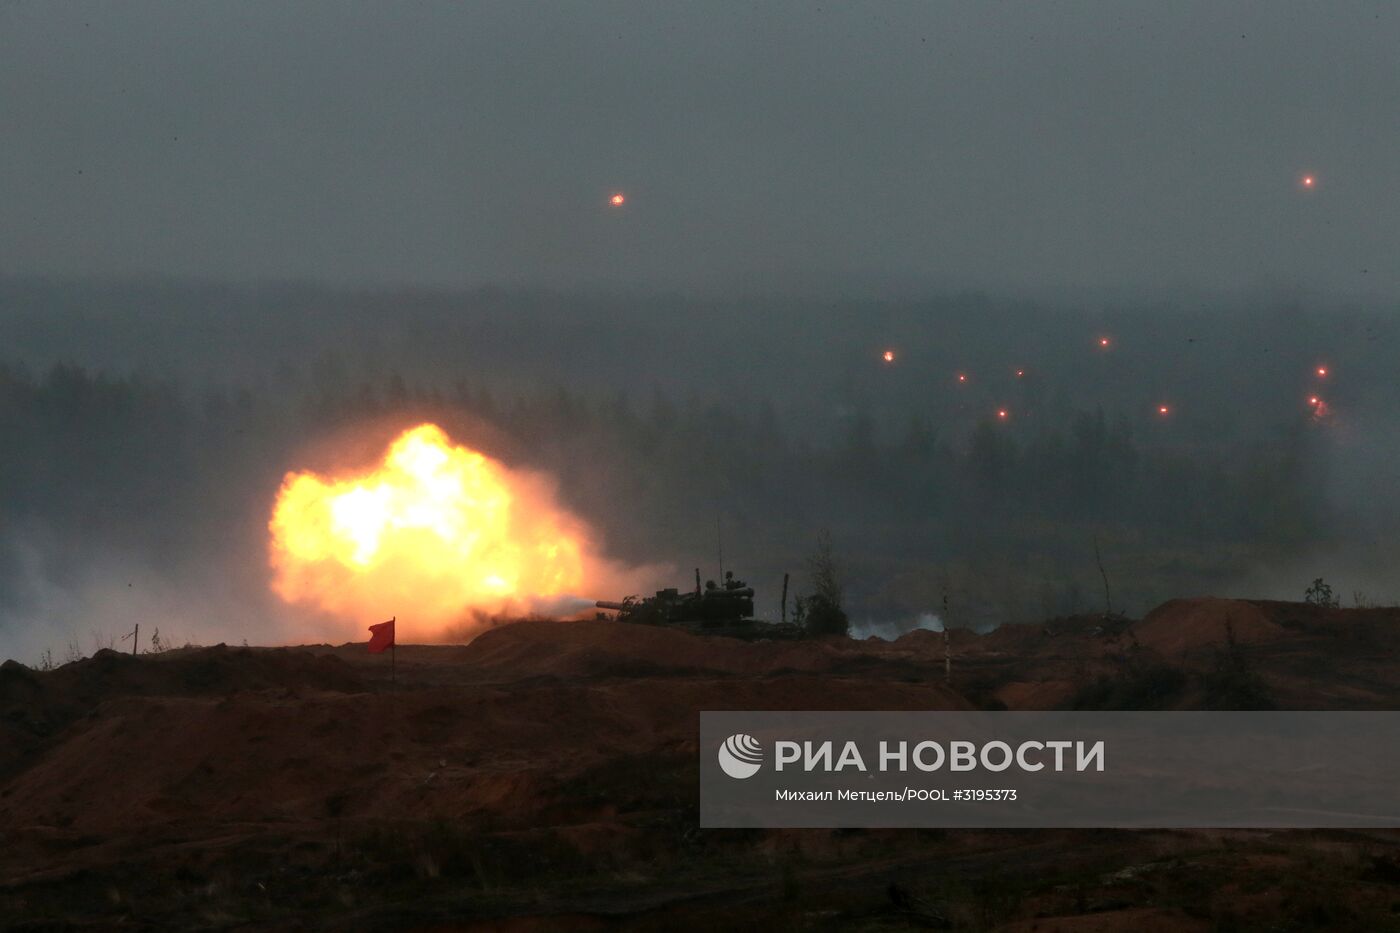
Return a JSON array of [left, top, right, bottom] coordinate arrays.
[[269, 424, 604, 635]]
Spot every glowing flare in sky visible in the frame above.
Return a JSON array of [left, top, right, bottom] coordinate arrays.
[[957, 373, 967, 383], [1158, 405, 1171, 416], [609, 192, 626, 206], [882, 349, 895, 363], [1316, 365, 1329, 377], [996, 409, 1009, 420], [1301, 174, 1315, 189], [268, 424, 598, 634], [1098, 337, 1111, 348]]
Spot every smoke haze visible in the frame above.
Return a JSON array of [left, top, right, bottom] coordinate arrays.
[[2, 4, 1398, 661]]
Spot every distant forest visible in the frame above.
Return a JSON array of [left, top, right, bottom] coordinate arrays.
[[0, 356, 1333, 634], [0, 278, 1394, 652]]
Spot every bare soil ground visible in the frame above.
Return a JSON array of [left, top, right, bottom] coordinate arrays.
[[4, 600, 1400, 930]]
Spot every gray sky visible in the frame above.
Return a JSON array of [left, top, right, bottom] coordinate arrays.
[[2, 1, 1396, 297]]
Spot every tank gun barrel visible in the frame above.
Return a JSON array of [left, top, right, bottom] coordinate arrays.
[[717, 587, 755, 598], [595, 600, 630, 612]]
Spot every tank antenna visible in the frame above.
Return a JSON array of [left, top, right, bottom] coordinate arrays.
[[716, 515, 724, 585]]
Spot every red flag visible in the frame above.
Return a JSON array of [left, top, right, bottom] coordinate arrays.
[[367, 618, 395, 653]]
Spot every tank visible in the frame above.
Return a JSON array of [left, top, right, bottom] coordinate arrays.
[[597, 570, 755, 627]]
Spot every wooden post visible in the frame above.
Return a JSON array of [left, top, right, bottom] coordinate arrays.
[[132, 623, 139, 657], [1094, 534, 1112, 617], [780, 573, 790, 623], [944, 628, 951, 685], [942, 585, 951, 685]]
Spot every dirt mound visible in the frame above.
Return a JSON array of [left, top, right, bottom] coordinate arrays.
[[457, 619, 870, 679], [0, 625, 970, 846], [11, 604, 1400, 929], [56, 645, 365, 697], [0, 646, 363, 778], [0, 674, 970, 841], [994, 679, 1080, 710], [1129, 598, 1286, 657], [0, 660, 51, 777]]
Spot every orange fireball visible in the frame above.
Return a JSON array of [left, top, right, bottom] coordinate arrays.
[[269, 424, 593, 633]]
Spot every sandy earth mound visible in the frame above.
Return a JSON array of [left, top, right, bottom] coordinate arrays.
[[1128, 598, 1286, 657], [7, 606, 1400, 929], [0, 673, 971, 841], [0, 624, 969, 847], [456, 618, 881, 679], [0, 646, 362, 778]]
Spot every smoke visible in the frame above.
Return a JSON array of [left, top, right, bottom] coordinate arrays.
[[4, 281, 1400, 660], [848, 611, 945, 641], [267, 423, 666, 641], [1223, 403, 1400, 609], [530, 594, 613, 618], [0, 409, 672, 665], [0, 529, 664, 667], [0, 527, 314, 666]]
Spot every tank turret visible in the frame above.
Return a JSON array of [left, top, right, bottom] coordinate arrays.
[[595, 568, 754, 626]]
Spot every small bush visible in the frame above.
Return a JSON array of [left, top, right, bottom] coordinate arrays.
[[793, 593, 849, 637], [796, 529, 849, 637], [1304, 577, 1339, 609]]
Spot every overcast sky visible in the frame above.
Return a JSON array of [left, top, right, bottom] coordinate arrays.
[[2, 1, 1396, 298]]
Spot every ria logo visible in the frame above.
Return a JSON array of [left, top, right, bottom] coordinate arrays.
[[718, 733, 763, 779]]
